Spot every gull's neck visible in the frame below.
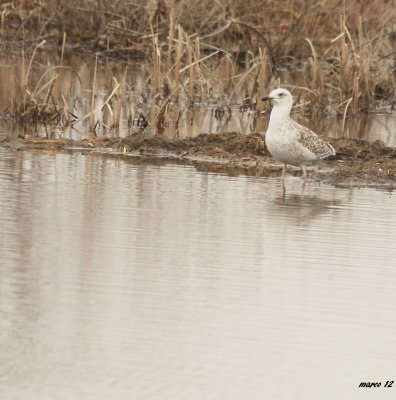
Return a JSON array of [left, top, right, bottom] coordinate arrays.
[[268, 103, 292, 128]]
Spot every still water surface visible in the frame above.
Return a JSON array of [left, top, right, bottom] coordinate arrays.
[[1, 147, 396, 399]]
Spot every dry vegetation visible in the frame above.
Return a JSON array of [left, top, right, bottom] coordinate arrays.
[[0, 0, 395, 134]]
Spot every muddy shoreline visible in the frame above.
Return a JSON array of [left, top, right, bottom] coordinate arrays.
[[2, 132, 396, 190]]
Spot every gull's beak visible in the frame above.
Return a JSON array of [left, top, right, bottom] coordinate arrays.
[[261, 96, 274, 102]]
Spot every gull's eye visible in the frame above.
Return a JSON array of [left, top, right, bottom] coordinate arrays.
[[278, 93, 284, 97]]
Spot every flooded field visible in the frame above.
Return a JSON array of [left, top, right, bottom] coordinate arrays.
[[1, 51, 396, 188], [1, 146, 396, 399], [1, 52, 395, 143]]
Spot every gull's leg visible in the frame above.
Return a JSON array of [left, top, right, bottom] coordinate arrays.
[[301, 165, 307, 187], [281, 163, 287, 182], [302, 165, 308, 180], [280, 163, 287, 193]]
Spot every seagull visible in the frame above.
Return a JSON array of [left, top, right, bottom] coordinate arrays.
[[262, 88, 336, 184]]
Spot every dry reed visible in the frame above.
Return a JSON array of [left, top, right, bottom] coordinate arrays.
[[1, 0, 395, 136]]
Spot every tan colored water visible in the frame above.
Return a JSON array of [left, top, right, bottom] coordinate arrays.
[[1, 147, 396, 399]]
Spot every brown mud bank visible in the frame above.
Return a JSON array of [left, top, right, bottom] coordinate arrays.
[[2, 132, 396, 189]]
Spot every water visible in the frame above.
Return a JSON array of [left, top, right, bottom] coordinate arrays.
[[1, 147, 396, 399]]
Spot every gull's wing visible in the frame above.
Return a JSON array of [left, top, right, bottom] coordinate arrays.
[[293, 121, 335, 160]]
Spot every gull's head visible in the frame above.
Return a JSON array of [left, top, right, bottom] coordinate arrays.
[[261, 88, 293, 111]]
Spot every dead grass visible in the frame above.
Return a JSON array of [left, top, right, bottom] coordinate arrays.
[[3, 39, 79, 126], [1, 0, 395, 132]]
